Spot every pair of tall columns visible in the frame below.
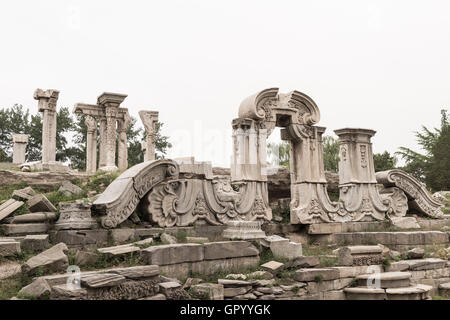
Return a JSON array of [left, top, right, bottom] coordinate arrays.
[[34, 89, 59, 164]]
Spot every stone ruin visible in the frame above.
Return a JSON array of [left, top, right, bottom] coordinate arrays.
[[1, 87, 449, 301]]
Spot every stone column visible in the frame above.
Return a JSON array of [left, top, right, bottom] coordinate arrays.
[[12, 134, 29, 164], [34, 89, 59, 164], [98, 118, 107, 168], [85, 115, 98, 173], [334, 128, 388, 221], [117, 113, 131, 170], [138, 110, 159, 161]]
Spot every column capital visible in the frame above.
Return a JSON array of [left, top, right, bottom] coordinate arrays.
[[13, 133, 29, 144], [34, 88, 59, 112]]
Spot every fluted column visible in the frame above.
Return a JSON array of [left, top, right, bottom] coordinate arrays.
[[85, 115, 98, 173], [139, 110, 159, 161], [117, 113, 131, 170]]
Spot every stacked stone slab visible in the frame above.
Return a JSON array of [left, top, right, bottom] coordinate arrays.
[[344, 271, 432, 300]]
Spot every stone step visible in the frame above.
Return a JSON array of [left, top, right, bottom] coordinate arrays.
[[97, 245, 141, 258], [2, 223, 49, 235], [438, 282, 450, 297], [386, 284, 432, 300], [345, 284, 432, 300], [356, 272, 411, 288]]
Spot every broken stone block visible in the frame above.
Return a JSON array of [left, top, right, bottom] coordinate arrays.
[[261, 235, 302, 260], [387, 258, 447, 271], [203, 241, 259, 260], [0, 241, 21, 257], [407, 248, 425, 259], [337, 245, 384, 266], [356, 271, 411, 288], [0, 260, 21, 280], [22, 242, 69, 275], [190, 283, 224, 300], [222, 220, 266, 240], [140, 293, 166, 300], [2, 223, 49, 235], [226, 274, 247, 280], [27, 194, 57, 213], [391, 217, 421, 229], [0, 199, 24, 222], [294, 268, 340, 282], [182, 278, 204, 290], [160, 233, 177, 244], [74, 251, 100, 266], [55, 200, 96, 230], [21, 234, 49, 253], [107, 265, 160, 279], [12, 187, 36, 201], [223, 286, 251, 298], [8, 212, 56, 224], [260, 261, 285, 274], [81, 273, 126, 288], [58, 181, 83, 197], [159, 281, 182, 295], [18, 278, 51, 299]]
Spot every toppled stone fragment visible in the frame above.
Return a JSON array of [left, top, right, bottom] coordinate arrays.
[[407, 248, 425, 259], [81, 273, 126, 288], [18, 278, 51, 299], [190, 283, 224, 300], [0, 241, 21, 257], [21, 234, 49, 253], [260, 261, 284, 274], [12, 187, 36, 201], [0, 199, 24, 222], [75, 251, 100, 266], [8, 212, 56, 224], [159, 281, 182, 295], [22, 242, 69, 275], [160, 233, 177, 244], [27, 194, 57, 213], [58, 181, 83, 197]]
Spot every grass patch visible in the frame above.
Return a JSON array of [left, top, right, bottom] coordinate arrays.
[[0, 273, 34, 300], [85, 171, 119, 193], [0, 183, 28, 202], [45, 190, 88, 207], [302, 244, 335, 257], [318, 256, 338, 267]]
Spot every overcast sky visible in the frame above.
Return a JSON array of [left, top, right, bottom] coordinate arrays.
[[1, 1, 448, 167]]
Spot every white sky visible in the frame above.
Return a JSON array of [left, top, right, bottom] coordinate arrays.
[[0, 0, 448, 167]]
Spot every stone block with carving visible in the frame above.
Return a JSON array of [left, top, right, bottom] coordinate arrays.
[[55, 200, 96, 230]]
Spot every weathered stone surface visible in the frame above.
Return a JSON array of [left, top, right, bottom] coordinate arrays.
[[260, 261, 284, 274], [287, 256, 320, 268], [140, 293, 166, 300], [55, 200, 96, 231], [2, 223, 49, 235], [27, 194, 57, 212], [344, 287, 386, 300], [222, 220, 266, 240], [387, 258, 447, 272], [21, 234, 49, 252], [335, 231, 449, 247], [142, 243, 204, 265], [332, 265, 383, 278], [75, 251, 100, 266], [0, 199, 24, 221], [218, 279, 252, 287], [191, 283, 224, 300], [294, 268, 340, 282], [97, 244, 141, 258], [58, 181, 83, 196], [18, 278, 51, 299], [226, 274, 247, 280], [391, 217, 421, 229], [161, 233, 177, 244], [12, 134, 29, 164], [386, 284, 432, 300], [203, 241, 259, 260], [81, 273, 126, 288], [0, 170, 89, 189], [8, 212, 56, 224], [51, 284, 88, 300], [186, 236, 209, 243], [223, 286, 251, 298], [22, 243, 69, 275], [107, 265, 159, 279], [407, 248, 425, 259], [337, 245, 384, 266], [182, 277, 204, 289], [86, 279, 160, 300], [159, 281, 182, 295], [308, 223, 343, 235], [0, 260, 21, 280], [0, 241, 21, 257], [261, 235, 302, 260]]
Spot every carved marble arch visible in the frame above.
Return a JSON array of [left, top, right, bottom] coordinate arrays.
[[237, 87, 321, 134]]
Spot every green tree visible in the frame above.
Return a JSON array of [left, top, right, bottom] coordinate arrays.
[[396, 109, 449, 190], [373, 151, 397, 172], [323, 135, 339, 173], [267, 141, 290, 167]]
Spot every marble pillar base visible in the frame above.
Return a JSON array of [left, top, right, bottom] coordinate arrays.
[[222, 221, 266, 240], [98, 165, 119, 172]]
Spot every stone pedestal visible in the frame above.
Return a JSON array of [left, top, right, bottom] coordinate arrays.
[[334, 128, 388, 221], [34, 89, 59, 164], [222, 221, 266, 240], [55, 200, 97, 230], [139, 110, 159, 161], [12, 134, 29, 164]]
